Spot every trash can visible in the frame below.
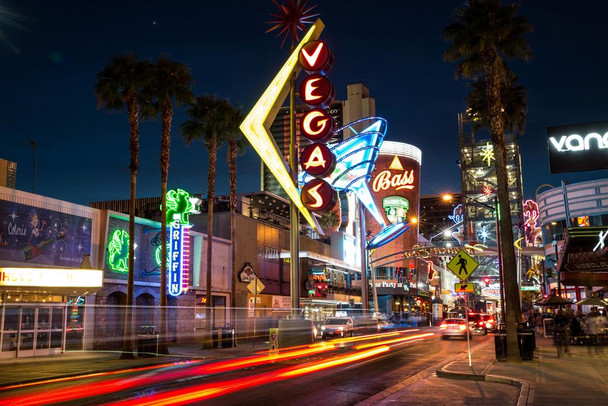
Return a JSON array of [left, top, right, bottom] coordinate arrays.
[[494, 333, 507, 361], [136, 325, 159, 357], [221, 324, 235, 348], [211, 327, 220, 348], [518, 330, 535, 361]]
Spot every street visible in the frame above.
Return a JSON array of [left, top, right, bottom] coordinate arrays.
[[0, 329, 502, 405]]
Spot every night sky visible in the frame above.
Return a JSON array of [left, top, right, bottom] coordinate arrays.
[[2, 0, 608, 206]]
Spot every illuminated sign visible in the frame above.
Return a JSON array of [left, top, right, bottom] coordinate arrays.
[[168, 223, 190, 296], [372, 168, 415, 192], [164, 188, 199, 297], [547, 121, 608, 173], [480, 142, 494, 167], [301, 178, 336, 212], [299, 74, 334, 107], [448, 204, 464, 224], [383, 196, 409, 224], [300, 143, 335, 177], [523, 200, 541, 246], [107, 229, 129, 273], [300, 108, 334, 142], [298, 40, 333, 73], [593, 230, 608, 252], [0, 267, 103, 288], [239, 19, 324, 231]]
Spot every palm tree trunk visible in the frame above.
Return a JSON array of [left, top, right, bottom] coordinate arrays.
[[158, 100, 172, 354], [484, 49, 522, 362], [204, 133, 217, 349], [121, 98, 139, 359], [228, 138, 238, 331]]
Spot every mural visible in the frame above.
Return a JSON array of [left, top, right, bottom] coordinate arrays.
[[0, 200, 91, 267]]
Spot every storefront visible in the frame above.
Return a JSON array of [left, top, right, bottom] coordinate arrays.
[[0, 186, 103, 358]]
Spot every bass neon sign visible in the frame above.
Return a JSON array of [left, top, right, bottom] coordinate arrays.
[[372, 169, 415, 192]]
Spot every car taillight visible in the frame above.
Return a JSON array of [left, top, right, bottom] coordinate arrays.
[[479, 321, 484, 326], [459, 324, 467, 331], [486, 322, 492, 329]]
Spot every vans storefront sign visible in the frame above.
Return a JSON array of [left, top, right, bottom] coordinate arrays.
[[547, 120, 608, 173]]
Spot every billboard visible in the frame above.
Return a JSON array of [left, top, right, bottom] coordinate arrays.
[[366, 142, 421, 263], [0, 200, 92, 267], [547, 120, 608, 173]]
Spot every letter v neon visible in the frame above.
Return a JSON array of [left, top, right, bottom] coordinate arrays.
[[302, 42, 324, 68]]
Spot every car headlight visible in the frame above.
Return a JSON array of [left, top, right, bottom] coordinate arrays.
[[321, 326, 326, 330], [338, 326, 344, 331]]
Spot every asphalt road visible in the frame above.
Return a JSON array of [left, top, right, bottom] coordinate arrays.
[[0, 330, 491, 405]]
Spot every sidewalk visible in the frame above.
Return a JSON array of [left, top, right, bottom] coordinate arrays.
[[366, 334, 608, 405]]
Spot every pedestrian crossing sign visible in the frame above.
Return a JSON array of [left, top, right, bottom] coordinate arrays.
[[447, 249, 479, 281]]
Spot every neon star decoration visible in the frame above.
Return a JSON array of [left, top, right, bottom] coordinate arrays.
[[240, 19, 324, 232], [299, 117, 412, 250], [107, 229, 129, 273], [480, 142, 495, 167]]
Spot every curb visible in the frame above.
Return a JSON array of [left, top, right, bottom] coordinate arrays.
[[436, 363, 530, 406]]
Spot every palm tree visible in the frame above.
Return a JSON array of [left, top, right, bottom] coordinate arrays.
[[443, 0, 533, 361], [181, 95, 232, 348], [225, 106, 247, 325], [95, 54, 154, 359], [465, 70, 528, 135], [150, 56, 194, 354]]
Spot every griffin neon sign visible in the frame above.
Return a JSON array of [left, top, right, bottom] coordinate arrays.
[[163, 189, 200, 296]]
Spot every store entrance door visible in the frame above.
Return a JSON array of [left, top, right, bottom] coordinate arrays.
[[1, 305, 66, 358]]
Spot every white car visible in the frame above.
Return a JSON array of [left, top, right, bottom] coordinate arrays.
[[321, 317, 354, 339]]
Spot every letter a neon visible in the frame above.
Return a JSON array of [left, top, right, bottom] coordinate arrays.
[[303, 146, 327, 169]]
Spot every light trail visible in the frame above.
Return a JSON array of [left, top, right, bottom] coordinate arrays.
[[353, 333, 434, 350], [108, 346, 391, 406], [1, 342, 337, 406], [0, 360, 203, 392]]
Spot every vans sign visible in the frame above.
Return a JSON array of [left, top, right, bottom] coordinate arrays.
[[548, 121, 608, 173]]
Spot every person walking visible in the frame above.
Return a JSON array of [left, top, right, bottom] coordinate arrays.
[[554, 310, 569, 358]]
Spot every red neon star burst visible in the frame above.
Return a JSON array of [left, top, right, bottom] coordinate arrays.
[[266, 0, 319, 47]]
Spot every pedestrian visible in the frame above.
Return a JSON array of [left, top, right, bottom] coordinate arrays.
[[569, 314, 582, 345], [535, 312, 544, 336], [554, 310, 569, 357]]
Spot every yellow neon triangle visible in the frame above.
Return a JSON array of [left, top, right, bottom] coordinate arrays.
[[389, 156, 403, 171]]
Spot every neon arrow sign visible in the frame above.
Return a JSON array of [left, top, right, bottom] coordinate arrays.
[[239, 19, 324, 233]]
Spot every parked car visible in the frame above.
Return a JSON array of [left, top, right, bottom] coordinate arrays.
[[439, 318, 471, 340], [321, 317, 354, 339]]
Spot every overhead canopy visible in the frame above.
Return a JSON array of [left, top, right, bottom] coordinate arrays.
[[557, 227, 608, 286]]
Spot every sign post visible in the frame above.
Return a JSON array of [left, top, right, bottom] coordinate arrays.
[[269, 327, 279, 356], [247, 277, 265, 348], [447, 249, 479, 367]]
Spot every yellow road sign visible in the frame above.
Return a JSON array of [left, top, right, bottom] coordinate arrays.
[[454, 282, 475, 293], [247, 278, 265, 295], [447, 249, 479, 281]]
